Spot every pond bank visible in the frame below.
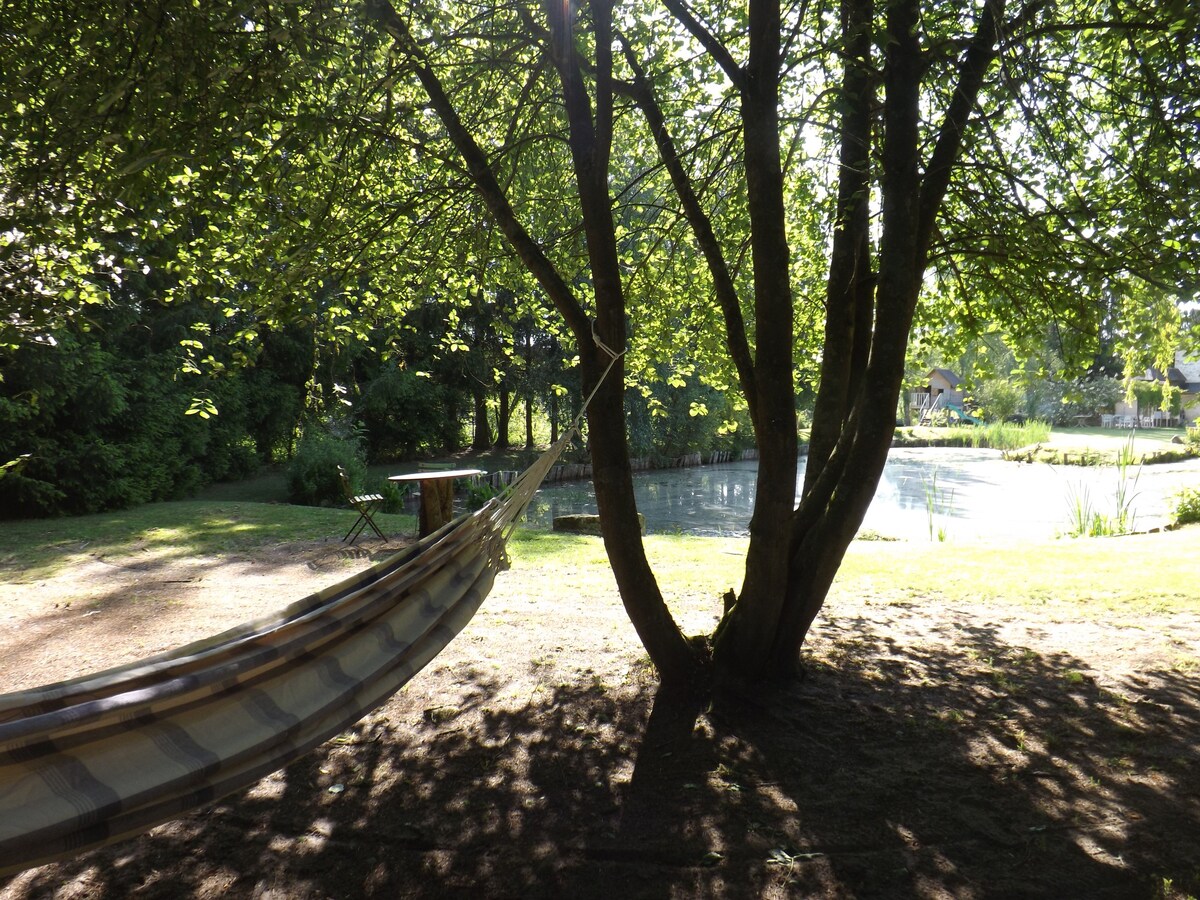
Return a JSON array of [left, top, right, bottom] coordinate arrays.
[[499, 447, 759, 486]]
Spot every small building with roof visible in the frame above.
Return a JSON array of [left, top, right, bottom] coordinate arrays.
[[909, 369, 966, 424]]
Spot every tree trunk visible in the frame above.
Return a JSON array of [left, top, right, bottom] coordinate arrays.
[[524, 394, 534, 448], [708, 0, 1004, 683], [524, 332, 535, 449], [805, 0, 875, 489], [710, 0, 799, 681], [583, 349, 705, 686], [495, 381, 512, 448], [548, 0, 703, 687], [471, 388, 491, 450]]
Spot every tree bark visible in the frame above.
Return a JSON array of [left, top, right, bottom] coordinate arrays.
[[523, 331, 535, 449], [708, 0, 1007, 681], [549, 0, 702, 686], [471, 387, 491, 450], [710, 0, 800, 681], [495, 381, 512, 449], [805, 0, 876, 491], [370, 0, 701, 685]]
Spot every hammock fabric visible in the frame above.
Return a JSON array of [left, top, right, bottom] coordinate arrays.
[[0, 431, 574, 875]]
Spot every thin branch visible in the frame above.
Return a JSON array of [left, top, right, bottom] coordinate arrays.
[[616, 30, 759, 407], [661, 0, 747, 92], [365, 0, 592, 343], [916, 0, 1013, 268]]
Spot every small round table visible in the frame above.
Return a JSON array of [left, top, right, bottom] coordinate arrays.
[[389, 469, 484, 537]]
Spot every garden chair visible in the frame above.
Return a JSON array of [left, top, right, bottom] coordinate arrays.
[[337, 465, 387, 544]]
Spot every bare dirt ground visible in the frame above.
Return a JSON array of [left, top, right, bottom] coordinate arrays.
[[1, 537, 1198, 899]]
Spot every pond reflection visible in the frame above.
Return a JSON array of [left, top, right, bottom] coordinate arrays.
[[521, 448, 1200, 540]]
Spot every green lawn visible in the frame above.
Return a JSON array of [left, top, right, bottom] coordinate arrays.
[[0, 500, 417, 581], [1005, 426, 1195, 465], [6, 500, 1196, 621], [194, 451, 552, 505], [1039, 425, 1185, 453], [900, 423, 1194, 464]]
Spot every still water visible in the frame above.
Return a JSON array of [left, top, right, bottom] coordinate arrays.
[[521, 448, 1200, 540]]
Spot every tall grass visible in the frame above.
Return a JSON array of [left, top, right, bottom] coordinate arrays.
[[923, 468, 952, 541], [1063, 434, 1141, 537], [1064, 483, 1107, 537], [943, 419, 1051, 450]]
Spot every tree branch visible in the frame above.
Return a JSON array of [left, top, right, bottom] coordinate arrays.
[[365, 0, 592, 343], [916, 0, 1010, 268], [661, 0, 747, 92], [615, 33, 759, 411]]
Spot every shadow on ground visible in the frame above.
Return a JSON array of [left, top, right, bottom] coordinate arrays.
[[2, 617, 1197, 899]]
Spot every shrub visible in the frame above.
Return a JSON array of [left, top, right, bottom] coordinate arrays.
[[376, 479, 409, 514], [971, 377, 1023, 423], [1172, 487, 1200, 527], [285, 430, 365, 507], [465, 481, 497, 511]]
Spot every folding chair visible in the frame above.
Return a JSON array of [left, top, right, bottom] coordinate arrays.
[[337, 465, 387, 544]]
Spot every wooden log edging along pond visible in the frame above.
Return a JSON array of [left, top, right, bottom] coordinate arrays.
[[538, 447, 758, 484]]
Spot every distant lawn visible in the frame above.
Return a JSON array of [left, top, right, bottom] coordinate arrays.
[[1038, 426, 1183, 453], [898, 424, 1194, 465], [1008, 426, 1194, 465]]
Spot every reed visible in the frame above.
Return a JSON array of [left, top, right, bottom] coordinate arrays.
[[943, 419, 1052, 450]]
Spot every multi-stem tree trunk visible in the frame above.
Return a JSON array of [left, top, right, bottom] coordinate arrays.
[[708, 0, 1006, 681], [369, 0, 702, 685], [375, 0, 1005, 687]]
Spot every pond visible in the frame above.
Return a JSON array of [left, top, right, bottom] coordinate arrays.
[[521, 448, 1200, 541]]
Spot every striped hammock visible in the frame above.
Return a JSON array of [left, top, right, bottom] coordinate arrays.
[[0, 431, 575, 875]]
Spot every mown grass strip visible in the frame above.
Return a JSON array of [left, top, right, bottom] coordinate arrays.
[[5, 503, 1197, 619]]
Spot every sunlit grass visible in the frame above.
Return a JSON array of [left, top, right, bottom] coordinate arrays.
[[0, 501, 416, 581], [511, 526, 1200, 623], [5, 502, 1197, 621], [834, 528, 1200, 614], [895, 419, 1051, 450], [947, 419, 1052, 449]]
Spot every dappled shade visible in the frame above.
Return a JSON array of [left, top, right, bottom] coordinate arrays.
[[0, 433, 576, 875], [3, 599, 1196, 898]]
